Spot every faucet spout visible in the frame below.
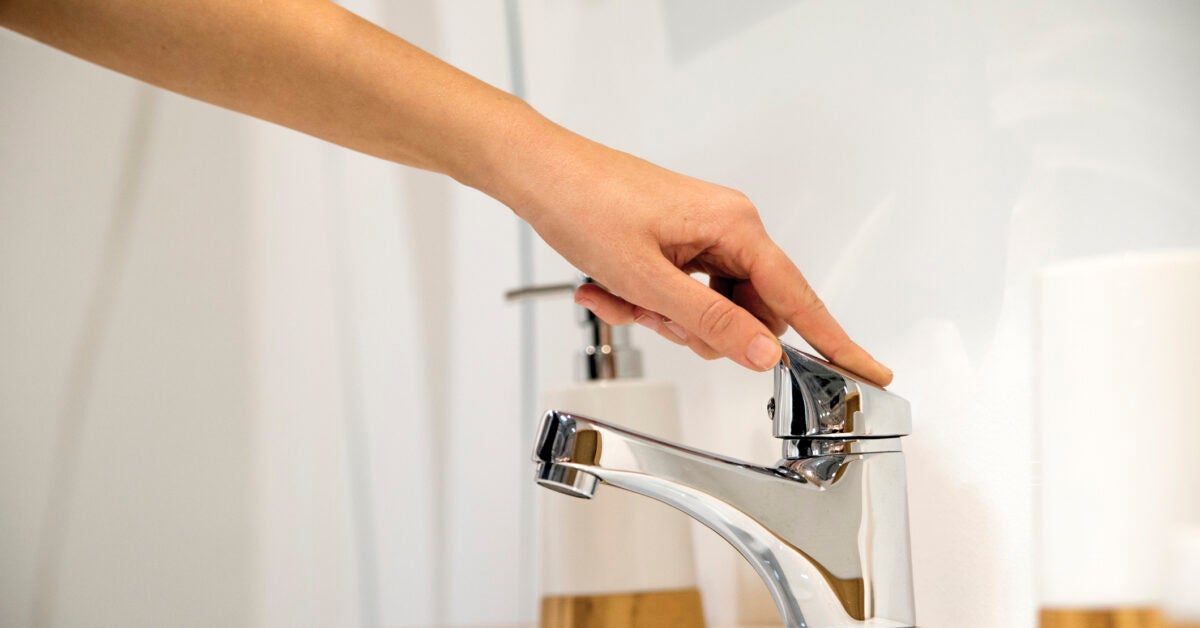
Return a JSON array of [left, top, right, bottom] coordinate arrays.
[[533, 410, 915, 628]]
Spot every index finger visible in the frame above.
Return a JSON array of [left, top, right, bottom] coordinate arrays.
[[750, 242, 893, 386]]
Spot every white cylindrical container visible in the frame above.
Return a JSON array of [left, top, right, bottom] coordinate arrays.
[[1165, 527, 1200, 627], [1036, 250, 1200, 613], [533, 287, 704, 627], [541, 379, 698, 595]]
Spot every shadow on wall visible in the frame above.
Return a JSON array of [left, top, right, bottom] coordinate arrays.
[[662, 0, 800, 64], [891, 318, 1005, 623], [908, 443, 1002, 621]]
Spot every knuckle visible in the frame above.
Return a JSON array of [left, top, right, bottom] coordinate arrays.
[[697, 298, 739, 339], [788, 284, 828, 322], [720, 187, 752, 207], [703, 187, 756, 223], [825, 344, 849, 364], [727, 191, 759, 219]]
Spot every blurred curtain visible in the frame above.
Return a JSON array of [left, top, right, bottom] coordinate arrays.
[[0, 2, 527, 627]]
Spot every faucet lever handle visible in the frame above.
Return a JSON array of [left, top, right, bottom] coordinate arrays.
[[771, 344, 911, 439]]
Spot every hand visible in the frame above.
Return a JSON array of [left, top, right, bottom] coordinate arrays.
[[492, 118, 893, 386]]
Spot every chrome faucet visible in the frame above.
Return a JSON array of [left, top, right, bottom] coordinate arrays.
[[532, 343, 916, 627]]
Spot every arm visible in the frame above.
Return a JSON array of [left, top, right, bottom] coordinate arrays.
[[0, 0, 892, 384]]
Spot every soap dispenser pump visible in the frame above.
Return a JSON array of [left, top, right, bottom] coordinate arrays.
[[508, 278, 706, 628]]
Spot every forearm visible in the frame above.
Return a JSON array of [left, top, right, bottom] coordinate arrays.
[[0, 0, 544, 198]]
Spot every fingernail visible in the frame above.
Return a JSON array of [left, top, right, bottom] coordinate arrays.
[[634, 313, 661, 333], [746, 334, 780, 370], [662, 320, 688, 342], [575, 294, 596, 308]]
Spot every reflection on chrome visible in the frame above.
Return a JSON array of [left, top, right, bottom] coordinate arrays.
[[533, 344, 916, 628]]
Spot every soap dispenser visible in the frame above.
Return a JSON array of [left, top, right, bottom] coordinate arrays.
[[509, 278, 705, 628]]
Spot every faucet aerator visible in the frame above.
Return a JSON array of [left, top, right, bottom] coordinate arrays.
[[535, 462, 599, 499]]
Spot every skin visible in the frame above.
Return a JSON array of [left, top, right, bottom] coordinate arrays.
[[0, 0, 893, 385]]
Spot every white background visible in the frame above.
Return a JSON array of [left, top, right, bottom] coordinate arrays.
[[2, 1, 1199, 627]]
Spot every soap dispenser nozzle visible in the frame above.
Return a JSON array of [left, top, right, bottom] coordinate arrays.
[[504, 276, 643, 381]]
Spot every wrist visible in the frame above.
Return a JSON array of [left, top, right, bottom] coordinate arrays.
[[459, 98, 592, 226]]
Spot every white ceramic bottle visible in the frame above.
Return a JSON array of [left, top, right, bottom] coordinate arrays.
[[538, 292, 705, 627]]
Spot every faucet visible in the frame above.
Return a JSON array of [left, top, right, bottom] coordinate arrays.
[[532, 343, 916, 627]]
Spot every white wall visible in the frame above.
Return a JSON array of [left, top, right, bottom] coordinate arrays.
[[3, 1, 1199, 628]]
